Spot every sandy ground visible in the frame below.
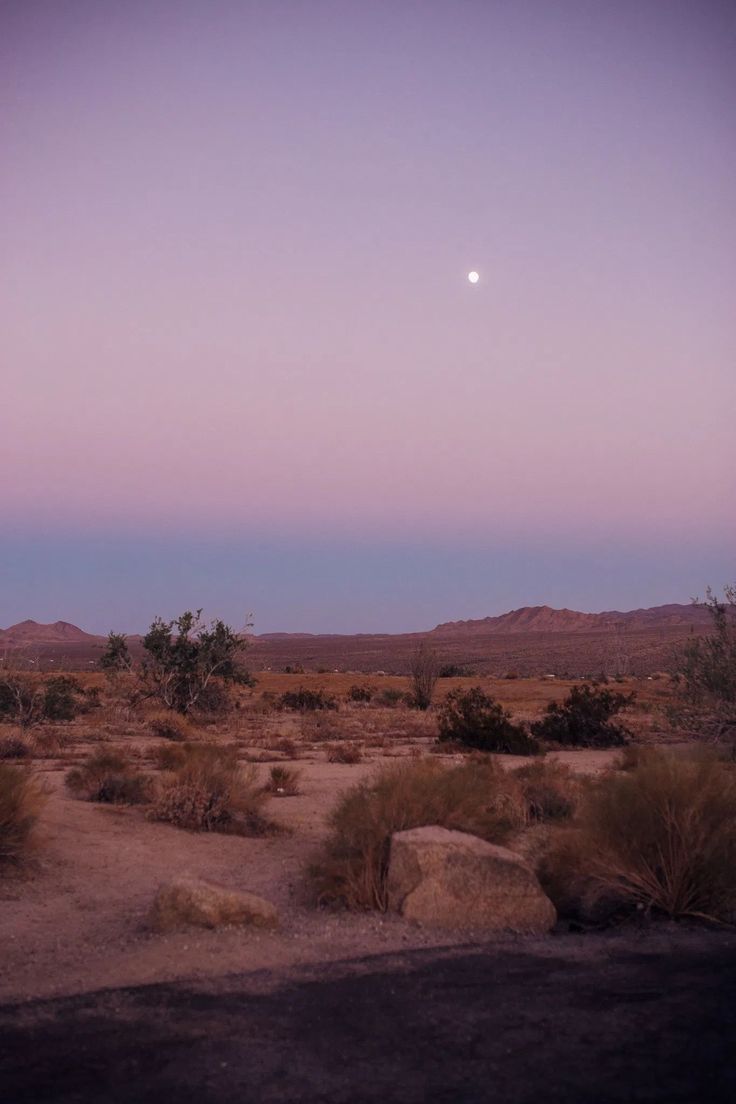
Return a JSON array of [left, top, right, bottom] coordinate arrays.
[[3, 932, 735, 1103], [1, 747, 619, 1005]]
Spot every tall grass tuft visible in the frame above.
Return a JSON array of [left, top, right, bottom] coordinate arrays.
[[310, 758, 528, 911], [540, 749, 736, 922], [66, 749, 153, 805], [151, 743, 274, 834], [0, 764, 45, 867]]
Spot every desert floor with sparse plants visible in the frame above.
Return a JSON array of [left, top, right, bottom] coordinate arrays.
[[1, 668, 734, 1006]]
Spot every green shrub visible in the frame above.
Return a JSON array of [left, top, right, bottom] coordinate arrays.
[[0, 764, 45, 867], [66, 749, 152, 805], [311, 758, 527, 910], [540, 749, 736, 922], [531, 683, 634, 748], [347, 685, 373, 703], [0, 673, 84, 727], [42, 676, 85, 721], [150, 744, 273, 834], [279, 688, 337, 712], [437, 687, 540, 755], [438, 664, 475, 678]]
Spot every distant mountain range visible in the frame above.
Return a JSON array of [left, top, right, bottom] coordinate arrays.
[[429, 603, 712, 636], [0, 620, 100, 645], [0, 603, 713, 649]]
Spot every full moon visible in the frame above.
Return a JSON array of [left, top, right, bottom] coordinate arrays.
[[467, 270, 479, 284]]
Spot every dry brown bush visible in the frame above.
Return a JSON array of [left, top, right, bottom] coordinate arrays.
[[326, 743, 363, 764], [539, 749, 736, 922], [31, 727, 72, 757], [150, 744, 275, 834], [0, 733, 33, 760], [148, 711, 197, 742], [300, 714, 343, 743], [0, 764, 45, 867], [152, 742, 189, 771], [513, 760, 580, 822], [264, 765, 302, 796], [66, 749, 153, 805], [311, 758, 527, 910]]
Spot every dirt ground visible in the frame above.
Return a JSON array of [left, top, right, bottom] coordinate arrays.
[[0, 675, 681, 1005], [2, 674, 734, 1102], [1, 744, 619, 1005], [2, 932, 735, 1103]]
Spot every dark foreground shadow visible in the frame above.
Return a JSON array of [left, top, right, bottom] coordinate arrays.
[[2, 935, 735, 1103]]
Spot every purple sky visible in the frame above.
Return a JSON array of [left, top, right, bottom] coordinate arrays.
[[2, 1, 734, 633]]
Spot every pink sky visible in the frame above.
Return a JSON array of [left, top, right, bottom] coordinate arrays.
[[1, 1, 734, 629]]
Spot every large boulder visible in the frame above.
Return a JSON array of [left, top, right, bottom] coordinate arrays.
[[149, 876, 279, 933], [387, 826, 556, 933]]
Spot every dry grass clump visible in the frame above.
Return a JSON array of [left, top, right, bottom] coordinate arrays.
[[513, 760, 580, 822], [539, 749, 736, 922], [300, 713, 343, 743], [66, 749, 153, 805], [152, 742, 189, 771], [311, 758, 528, 910], [326, 742, 363, 764], [279, 688, 337, 712], [148, 711, 197, 742], [264, 765, 302, 796], [0, 764, 45, 868], [30, 727, 72, 757], [0, 733, 33, 760], [150, 744, 274, 834]]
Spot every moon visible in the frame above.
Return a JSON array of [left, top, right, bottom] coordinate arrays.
[[467, 270, 479, 284]]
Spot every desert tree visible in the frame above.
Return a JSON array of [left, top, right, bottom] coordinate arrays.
[[409, 641, 439, 710], [672, 585, 736, 741], [139, 610, 252, 714], [99, 632, 133, 675]]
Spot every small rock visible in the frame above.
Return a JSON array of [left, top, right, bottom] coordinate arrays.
[[387, 825, 556, 934], [149, 876, 279, 933]]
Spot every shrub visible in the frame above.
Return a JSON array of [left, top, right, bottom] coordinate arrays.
[[0, 734, 33, 760], [0, 764, 45, 867], [279, 688, 337, 712], [42, 676, 85, 721], [0, 673, 83, 728], [152, 742, 189, 771], [347, 685, 373, 703], [672, 585, 736, 741], [135, 610, 252, 714], [540, 749, 736, 922], [265, 765, 301, 796], [438, 664, 475, 678], [150, 744, 273, 834], [148, 710, 196, 742], [311, 758, 527, 910], [272, 736, 299, 759], [437, 687, 540, 755], [326, 742, 363, 764], [66, 749, 152, 805], [530, 683, 634, 748], [513, 760, 579, 822], [377, 688, 407, 707]]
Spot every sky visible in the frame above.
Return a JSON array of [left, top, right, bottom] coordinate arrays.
[[1, 0, 734, 634]]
